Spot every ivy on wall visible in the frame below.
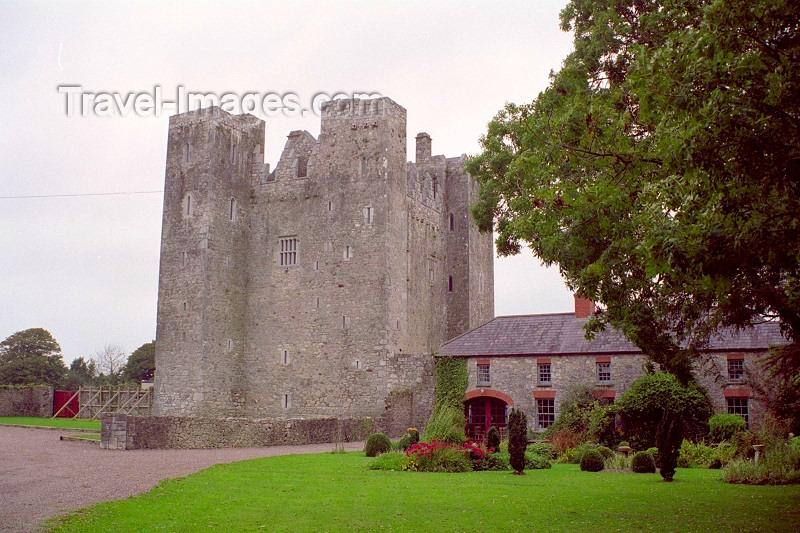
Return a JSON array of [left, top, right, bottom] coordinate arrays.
[[433, 356, 468, 410]]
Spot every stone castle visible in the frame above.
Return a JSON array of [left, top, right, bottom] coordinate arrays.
[[153, 97, 494, 429]]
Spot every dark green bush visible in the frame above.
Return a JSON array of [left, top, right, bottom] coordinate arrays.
[[397, 434, 411, 451], [365, 432, 392, 457], [615, 372, 712, 451], [486, 426, 501, 451], [596, 445, 614, 460], [631, 451, 657, 473], [708, 413, 746, 442], [524, 452, 552, 470], [508, 408, 528, 474], [580, 448, 605, 472], [483, 451, 511, 471], [408, 428, 420, 445], [646, 447, 659, 464]]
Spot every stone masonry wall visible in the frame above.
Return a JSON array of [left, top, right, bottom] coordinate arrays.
[[101, 413, 374, 450], [0, 385, 53, 417]]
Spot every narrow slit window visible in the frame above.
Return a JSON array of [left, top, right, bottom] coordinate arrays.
[[282, 394, 290, 409], [281, 350, 289, 365], [449, 213, 454, 231], [229, 197, 237, 221], [448, 276, 453, 292]]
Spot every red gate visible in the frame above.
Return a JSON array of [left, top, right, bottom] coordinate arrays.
[[53, 390, 79, 418]]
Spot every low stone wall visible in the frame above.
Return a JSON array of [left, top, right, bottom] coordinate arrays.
[[0, 385, 53, 417], [101, 413, 374, 450]]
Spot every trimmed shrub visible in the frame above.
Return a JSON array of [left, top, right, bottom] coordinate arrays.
[[508, 408, 528, 474], [656, 409, 684, 481], [527, 441, 556, 459], [365, 432, 392, 457], [408, 428, 420, 446], [708, 413, 746, 443], [631, 451, 657, 473], [580, 448, 605, 472], [596, 445, 614, 460], [366, 451, 407, 471], [524, 452, 552, 470], [486, 426, 501, 452], [397, 434, 412, 451]]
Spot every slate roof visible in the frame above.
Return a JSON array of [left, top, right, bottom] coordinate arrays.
[[438, 313, 789, 357]]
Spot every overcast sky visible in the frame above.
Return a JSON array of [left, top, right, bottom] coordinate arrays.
[[0, 0, 576, 364]]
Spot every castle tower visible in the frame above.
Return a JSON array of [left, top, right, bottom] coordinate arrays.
[[153, 107, 264, 416]]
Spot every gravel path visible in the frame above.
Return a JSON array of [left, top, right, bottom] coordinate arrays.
[[0, 425, 364, 533]]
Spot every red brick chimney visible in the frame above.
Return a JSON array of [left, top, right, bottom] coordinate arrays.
[[574, 295, 595, 319]]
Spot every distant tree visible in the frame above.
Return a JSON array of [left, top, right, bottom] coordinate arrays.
[[0, 328, 61, 365], [122, 341, 155, 383], [91, 343, 127, 384], [63, 356, 97, 389], [0, 328, 67, 387]]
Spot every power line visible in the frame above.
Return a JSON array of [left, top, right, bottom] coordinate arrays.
[[0, 190, 164, 199]]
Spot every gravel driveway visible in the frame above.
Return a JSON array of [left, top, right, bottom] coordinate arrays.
[[0, 425, 364, 533]]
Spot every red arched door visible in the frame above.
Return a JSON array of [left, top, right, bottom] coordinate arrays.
[[465, 396, 508, 441]]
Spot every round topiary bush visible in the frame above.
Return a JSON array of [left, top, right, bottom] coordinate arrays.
[[580, 448, 605, 472], [631, 450, 657, 473], [408, 428, 420, 446], [397, 433, 412, 451], [486, 426, 501, 452], [596, 445, 614, 460], [365, 432, 392, 457]]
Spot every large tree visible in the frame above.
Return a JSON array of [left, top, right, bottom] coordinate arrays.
[[122, 341, 155, 383], [468, 0, 800, 382], [0, 328, 67, 386]]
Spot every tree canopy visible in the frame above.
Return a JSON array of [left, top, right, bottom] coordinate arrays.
[[467, 0, 800, 381], [0, 328, 67, 386], [123, 341, 155, 383]]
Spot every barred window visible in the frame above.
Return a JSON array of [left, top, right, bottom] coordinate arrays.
[[477, 363, 490, 386], [538, 363, 551, 385], [279, 237, 297, 266], [537, 398, 555, 429]]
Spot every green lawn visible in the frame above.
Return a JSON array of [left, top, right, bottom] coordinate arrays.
[[45, 453, 800, 533], [0, 416, 101, 431]]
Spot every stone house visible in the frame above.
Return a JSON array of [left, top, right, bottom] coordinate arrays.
[[438, 296, 788, 440]]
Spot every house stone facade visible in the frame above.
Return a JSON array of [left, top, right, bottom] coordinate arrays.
[[153, 97, 494, 430], [440, 297, 788, 439]]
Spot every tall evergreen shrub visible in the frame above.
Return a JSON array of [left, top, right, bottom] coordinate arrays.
[[508, 408, 528, 474]]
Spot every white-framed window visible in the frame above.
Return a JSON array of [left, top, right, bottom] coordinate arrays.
[[727, 397, 749, 427], [537, 398, 555, 429], [597, 361, 612, 382], [728, 358, 744, 380], [538, 363, 551, 385], [477, 363, 490, 386], [279, 237, 298, 266]]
